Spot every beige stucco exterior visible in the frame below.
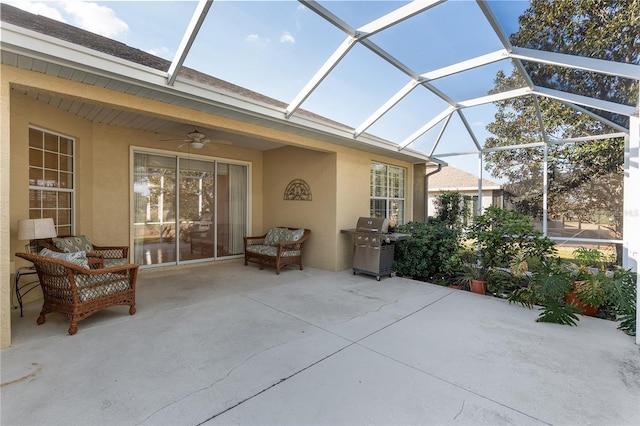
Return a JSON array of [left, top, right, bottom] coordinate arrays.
[[1, 65, 419, 347]]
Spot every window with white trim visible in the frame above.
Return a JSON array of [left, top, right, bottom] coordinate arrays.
[[370, 162, 405, 226], [28, 127, 74, 235]]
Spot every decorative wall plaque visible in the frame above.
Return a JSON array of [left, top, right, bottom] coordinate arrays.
[[284, 179, 312, 201]]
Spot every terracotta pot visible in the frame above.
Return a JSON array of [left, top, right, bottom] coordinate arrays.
[[470, 279, 487, 295], [565, 290, 598, 316], [448, 284, 462, 290]]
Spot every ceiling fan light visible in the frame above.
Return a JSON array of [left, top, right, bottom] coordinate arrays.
[[187, 129, 205, 140], [190, 141, 205, 149]]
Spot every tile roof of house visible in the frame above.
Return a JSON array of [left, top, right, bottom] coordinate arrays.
[[0, 3, 347, 128], [427, 166, 501, 192]]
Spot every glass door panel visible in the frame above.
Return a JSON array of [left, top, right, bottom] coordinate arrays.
[[217, 163, 247, 256], [133, 153, 177, 265], [179, 158, 215, 261]]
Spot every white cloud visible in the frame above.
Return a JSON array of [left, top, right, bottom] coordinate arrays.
[[280, 31, 295, 44], [3, 0, 66, 22], [245, 34, 270, 45], [57, 0, 128, 39]]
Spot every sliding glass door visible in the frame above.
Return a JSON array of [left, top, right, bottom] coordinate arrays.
[[133, 151, 248, 266]]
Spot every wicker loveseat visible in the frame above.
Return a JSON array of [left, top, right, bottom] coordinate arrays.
[[244, 227, 311, 274], [15, 252, 138, 335], [39, 235, 129, 268]]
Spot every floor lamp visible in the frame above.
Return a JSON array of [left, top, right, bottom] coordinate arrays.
[[17, 218, 57, 254]]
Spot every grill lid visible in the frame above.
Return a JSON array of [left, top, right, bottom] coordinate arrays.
[[356, 217, 390, 233]]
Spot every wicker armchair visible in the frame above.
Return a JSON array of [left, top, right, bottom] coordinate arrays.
[[39, 235, 129, 268], [244, 227, 311, 274], [15, 252, 138, 335]]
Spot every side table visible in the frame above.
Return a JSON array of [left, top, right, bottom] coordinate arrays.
[[13, 266, 40, 317]]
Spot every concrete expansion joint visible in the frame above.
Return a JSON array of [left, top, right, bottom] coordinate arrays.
[[198, 343, 358, 425], [193, 290, 467, 424], [136, 339, 293, 426]]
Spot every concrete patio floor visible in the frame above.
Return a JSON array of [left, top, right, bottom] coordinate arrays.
[[2, 259, 639, 426]]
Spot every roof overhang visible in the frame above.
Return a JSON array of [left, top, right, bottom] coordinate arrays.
[[1, 20, 442, 165]]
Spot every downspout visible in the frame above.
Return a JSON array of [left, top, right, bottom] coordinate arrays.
[[424, 164, 443, 223]]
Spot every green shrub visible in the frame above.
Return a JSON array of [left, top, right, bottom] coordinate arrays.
[[488, 268, 523, 296], [467, 206, 556, 269], [433, 191, 471, 228], [394, 219, 462, 281]]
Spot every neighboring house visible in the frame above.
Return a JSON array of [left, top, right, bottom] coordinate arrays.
[[426, 166, 503, 218], [0, 4, 439, 346]]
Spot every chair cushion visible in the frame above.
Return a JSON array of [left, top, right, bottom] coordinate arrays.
[[53, 235, 93, 253], [103, 258, 129, 268], [74, 273, 131, 302], [39, 248, 90, 269], [246, 245, 301, 257], [263, 228, 288, 246]]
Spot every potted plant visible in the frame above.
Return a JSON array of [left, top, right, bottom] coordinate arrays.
[[565, 271, 610, 316], [565, 247, 614, 316], [456, 257, 490, 294], [509, 258, 581, 325]]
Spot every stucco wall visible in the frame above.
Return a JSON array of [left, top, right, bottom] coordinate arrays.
[[1, 67, 11, 348], [262, 146, 337, 271], [335, 151, 373, 271], [261, 146, 414, 272]]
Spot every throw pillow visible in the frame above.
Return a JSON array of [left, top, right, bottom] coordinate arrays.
[[53, 235, 93, 253], [39, 248, 90, 269], [290, 228, 305, 241], [264, 227, 288, 246]]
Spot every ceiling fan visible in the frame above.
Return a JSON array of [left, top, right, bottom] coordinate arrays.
[[160, 129, 231, 150]]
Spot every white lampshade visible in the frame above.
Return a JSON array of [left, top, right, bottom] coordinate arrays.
[[17, 218, 57, 240]]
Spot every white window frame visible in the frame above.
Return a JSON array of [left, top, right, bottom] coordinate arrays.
[[370, 161, 406, 226], [28, 126, 75, 235]]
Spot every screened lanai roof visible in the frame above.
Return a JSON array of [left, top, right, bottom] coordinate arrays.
[[2, 0, 639, 173]]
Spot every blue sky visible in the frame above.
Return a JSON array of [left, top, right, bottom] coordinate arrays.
[[4, 0, 532, 180]]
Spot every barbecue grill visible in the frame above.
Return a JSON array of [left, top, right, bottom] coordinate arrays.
[[350, 217, 408, 281]]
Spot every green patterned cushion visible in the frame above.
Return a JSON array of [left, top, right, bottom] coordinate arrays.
[[289, 228, 305, 241], [103, 258, 129, 268], [246, 245, 301, 257], [75, 273, 130, 302], [263, 228, 304, 246], [263, 228, 288, 246], [247, 245, 277, 256], [39, 248, 90, 269], [53, 235, 93, 253]]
